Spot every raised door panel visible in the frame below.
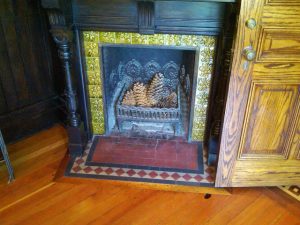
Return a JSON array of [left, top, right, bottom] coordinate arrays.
[[257, 29, 300, 62], [239, 83, 300, 159], [290, 114, 300, 159], [265, 0, 300, 6], [262, 5, 300, 27]]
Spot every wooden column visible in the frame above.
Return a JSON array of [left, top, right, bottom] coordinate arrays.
[[44, 8, 86, 156]]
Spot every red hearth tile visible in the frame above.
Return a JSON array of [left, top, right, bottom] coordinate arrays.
[[115, 168, 125, 176], [156, 140, 178, 153], [187, 161, 198, 170], [183, 174, 192, 181], [105, 168, 114, 175], [171, 173, 181, 180], [149, 171, 158, 178], [126, 169, 136, 176], [193, 174, 204, 182], [160, 172, 170, 179], [91, 136, 199, 170], [95, 167, 104, 174], [83, 166, 93, 173], [137, 170, 147, 177], [72, 165, 82, 172], [75, 158, 84, 165]]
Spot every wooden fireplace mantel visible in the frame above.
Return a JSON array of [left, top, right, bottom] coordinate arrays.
[[41, 0, 237, 34], [41, 0, 235, 157]]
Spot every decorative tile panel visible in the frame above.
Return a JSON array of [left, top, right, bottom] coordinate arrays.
[[82, 31, 216, 140]]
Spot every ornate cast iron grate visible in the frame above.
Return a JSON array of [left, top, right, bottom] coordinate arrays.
[[112, 59, 182, 136]]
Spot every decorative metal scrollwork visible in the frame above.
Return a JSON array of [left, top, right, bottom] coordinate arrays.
[[125, 59, 143, 80], [144, 60, 161, 79], [162, 61, 180, 80]]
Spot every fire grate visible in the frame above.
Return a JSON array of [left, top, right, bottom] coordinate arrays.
[[116, 85, 182, 135]]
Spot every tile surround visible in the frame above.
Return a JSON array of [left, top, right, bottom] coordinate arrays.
[[83, 31, 216, 141]]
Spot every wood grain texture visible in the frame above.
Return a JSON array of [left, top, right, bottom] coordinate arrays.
[[265, 0, 300, 6], [0, 0, 62, 142], [262, 5, 300, 27], [257, 28, 300, 62], [238, 83, 300, 159], [0, 125, 299, 225], [290, 108, 300, 159], [216, 0, 265, 187], [232, 160, 300, 187], [217, 0, 300, 187], [253, 63, 300, 81]]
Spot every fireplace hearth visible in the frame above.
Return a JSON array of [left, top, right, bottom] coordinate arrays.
[[42, 0, 236, 186]]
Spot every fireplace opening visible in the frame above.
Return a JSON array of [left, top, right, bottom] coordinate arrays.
[[80, 32, 219, 185], [101, 45, 197, 140]]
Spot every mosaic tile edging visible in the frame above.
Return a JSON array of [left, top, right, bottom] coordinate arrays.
[[66, 138, 216, 186], [82, 31, 216, 141]]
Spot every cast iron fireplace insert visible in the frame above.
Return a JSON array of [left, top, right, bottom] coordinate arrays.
[[101, 44, 197, 140]]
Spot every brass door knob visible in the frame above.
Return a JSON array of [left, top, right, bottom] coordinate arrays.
[[246, 18, 257, 29], [243, 48, 256, 61]]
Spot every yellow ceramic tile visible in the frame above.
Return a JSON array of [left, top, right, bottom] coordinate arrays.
[[92, 122, 105, 134], [132, 33, 149, 45], [87, 71, 102, 85], [84, 41, 98, 57], [83, 31, 99, 42], [86, 57, 100, 71], [164, 34, 181, 46], [91, 111, 105, 123], [99, 32, 116, 43], [88, 85, 102, 98], [116, 32, 132, 44]]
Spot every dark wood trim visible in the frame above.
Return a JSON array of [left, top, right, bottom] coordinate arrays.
[[74, 27, 92, 140], [0, 96, 62, 143], [43, 8, 87, 156]]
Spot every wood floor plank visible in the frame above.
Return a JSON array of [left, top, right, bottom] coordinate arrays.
[[226, 194, 286, 225], [108, 191, 197, 225], [41, 186, 145, 225], [157, 193, 231, 225], [0, 125, 299, 225], [12, 184, 99, 225], [201, 188, 263, 225], [273, 211, 300, 225]]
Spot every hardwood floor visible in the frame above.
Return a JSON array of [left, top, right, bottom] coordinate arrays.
[[0, 124, 299, 225]]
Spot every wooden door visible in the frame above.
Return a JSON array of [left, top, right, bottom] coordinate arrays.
[[216, 0, 300, 187]]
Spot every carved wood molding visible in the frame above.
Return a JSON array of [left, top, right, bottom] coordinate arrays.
[[138, 1, 155, 34], [237, 82, 300, 160], [42, 4, 86, 156]]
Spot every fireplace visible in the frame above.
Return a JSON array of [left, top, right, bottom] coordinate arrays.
[[42, 0, 236, 186], [84, 32, 216, 143]]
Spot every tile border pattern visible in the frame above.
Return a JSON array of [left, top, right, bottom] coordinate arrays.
[[65, 136, 216, 186]]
